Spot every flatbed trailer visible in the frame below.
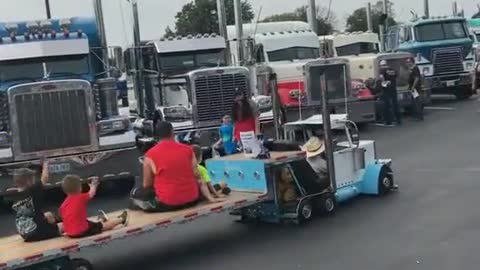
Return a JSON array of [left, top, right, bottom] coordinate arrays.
[[0, 192, 266, 270], [0, 151, 303, 270]]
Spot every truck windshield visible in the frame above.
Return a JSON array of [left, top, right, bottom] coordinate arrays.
[[0, 54, 89, 82], [336, 42, 379, 56], [160, 50, 226, 70], [46, 55, 90, 77], [415, 21, 467, 42], [267, 47, 320, 62], [0, 60, 43, 82]]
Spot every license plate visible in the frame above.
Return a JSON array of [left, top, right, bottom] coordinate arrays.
[[49, 163, 71, 174], [446, 80, 456, 87]]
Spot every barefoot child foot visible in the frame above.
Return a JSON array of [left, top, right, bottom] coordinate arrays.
[[101, 211, 129, 231], [97, 210, 109, 223]]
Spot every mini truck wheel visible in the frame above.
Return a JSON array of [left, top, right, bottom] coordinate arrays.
[[70, 258, 94, 270], [378, 165, 394, 195], [317, 193, 336, 215], [297, 199, 314, 224]]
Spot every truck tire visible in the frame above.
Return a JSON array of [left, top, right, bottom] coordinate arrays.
[[316, 193, 336, 216], [70, 258, 94, 270], [296, 199, 314, 224], [378, 166, 394, 195]]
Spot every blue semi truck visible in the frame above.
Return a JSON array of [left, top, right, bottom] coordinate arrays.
[[387, 16, 475, 99], [0, 15, 139, 197]]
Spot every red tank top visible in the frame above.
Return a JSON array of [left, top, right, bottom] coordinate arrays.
[[145, 140, 199, 206], [234, 117, 256, 141]]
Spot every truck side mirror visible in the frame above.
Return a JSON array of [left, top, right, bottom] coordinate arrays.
[[378, 14, 388, 25], [108, 46, 125, 76], [344, 121, 360, 147]]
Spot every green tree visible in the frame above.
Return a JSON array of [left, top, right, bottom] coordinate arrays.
[[345, 1, 397, 34], [168, 0, 254, 36], [262, 6, 335, 35]]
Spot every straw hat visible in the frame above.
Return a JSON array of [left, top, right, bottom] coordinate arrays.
[[301, 136, 325, 158]]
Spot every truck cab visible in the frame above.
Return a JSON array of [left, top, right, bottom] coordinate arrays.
[[319, 31, 426, 109], [128, 34, 256, 147], [468, 18, 480, 58], [0, 17, 138, 196], [387, 17, 474, 99]]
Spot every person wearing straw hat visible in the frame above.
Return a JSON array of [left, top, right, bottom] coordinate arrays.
[[302, 136, 328, 181], [379, 60, 402, 126]]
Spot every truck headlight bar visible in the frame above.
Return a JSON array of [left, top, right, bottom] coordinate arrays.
[[98, 117, 130, 136]]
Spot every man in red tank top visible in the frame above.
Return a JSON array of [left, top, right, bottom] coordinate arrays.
[[136, 121, 224, 212]]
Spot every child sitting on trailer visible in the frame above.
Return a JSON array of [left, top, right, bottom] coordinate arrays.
[[11, 159, 63, 242], [192, 145, 231, 197], [59, 175, 128, 238]]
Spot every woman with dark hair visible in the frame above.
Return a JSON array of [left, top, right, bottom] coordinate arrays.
[[232, 92, 260, 143]]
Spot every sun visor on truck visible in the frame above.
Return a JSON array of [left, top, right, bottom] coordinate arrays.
[[0, 38, 89, 61], [152, 35, 226, 54]]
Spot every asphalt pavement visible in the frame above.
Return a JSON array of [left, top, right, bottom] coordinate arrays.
[[2, 96, 480, 270]]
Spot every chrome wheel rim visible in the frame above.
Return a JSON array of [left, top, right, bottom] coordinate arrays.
[[382, 177, 391, 188], [325, 198, 335, 212], [302, 204, 312, 219]]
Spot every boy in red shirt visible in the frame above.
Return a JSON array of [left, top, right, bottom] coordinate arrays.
[[60, 175, 128, 238]]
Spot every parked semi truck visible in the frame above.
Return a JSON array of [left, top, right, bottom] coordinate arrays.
[[468, 18, 480, 55], [387, 16, 474, 99], [127, 33, 260, 146], [0, 4, 139, 197], [227, 21, 376, 124], [319, 31, 428, 109]]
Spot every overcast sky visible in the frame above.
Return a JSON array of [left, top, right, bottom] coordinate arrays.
[[0, 0, 478, 47]]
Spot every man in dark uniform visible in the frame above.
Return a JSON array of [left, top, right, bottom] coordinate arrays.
[[407, 58, 424, 121], [379, 60, 402, 126]]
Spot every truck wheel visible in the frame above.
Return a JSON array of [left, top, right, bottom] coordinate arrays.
[[70, 259, 94, 270], [297, 199, 314, 224], [317, 193, 336, 216], [378, 166, 394, 195]]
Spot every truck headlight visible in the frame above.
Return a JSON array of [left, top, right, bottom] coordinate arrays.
[[0, 131, 10, 147], [289, 89, 303, 99], [254, 96, 272, 110], [98, 117, 130, 136], [163, 106, 190, 122], [421, 65, 434, 76], [465, 62, 474, 71]]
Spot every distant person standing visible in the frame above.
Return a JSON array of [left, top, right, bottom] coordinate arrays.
[[407, 58, 424, 121], [379, 60, 402, 126], [232, 91, 260, 143]]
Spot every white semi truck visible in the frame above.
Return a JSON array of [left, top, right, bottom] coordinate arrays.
[[319, 31, 429, 110], [228, 21, 376, 124]]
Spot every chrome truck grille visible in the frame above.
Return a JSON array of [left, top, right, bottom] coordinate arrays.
[[190, 67, 250, 128], [433, 47, 464, 75], [9, 80, 98, 160]]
